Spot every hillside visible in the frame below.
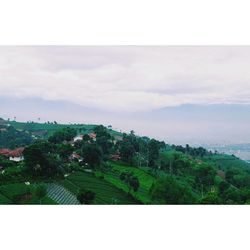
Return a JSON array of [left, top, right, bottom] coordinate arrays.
[[1, 118, 250, 205], [7, 120, 121, 138]]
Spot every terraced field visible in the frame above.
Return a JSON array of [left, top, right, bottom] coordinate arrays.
[[104, 162, 156, 204], [0, 183, 31, 201], [60, 171, 137, 204], [0, 183, 57, 204], [47, 183, 80, 205], [0, 193, 12, 204]]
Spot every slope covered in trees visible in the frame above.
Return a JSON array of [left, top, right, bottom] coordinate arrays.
[[1, 118, 250, 204]]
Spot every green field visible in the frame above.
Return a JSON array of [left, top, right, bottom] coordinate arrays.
[[0, 182, 57, 205], [60, 171, 138, 204], [9, 121, 97, 137], [0, 193, 12, 204], [102, 162, 156, 204], [8, 120, 122, 138], [204, 154, 250, 171]]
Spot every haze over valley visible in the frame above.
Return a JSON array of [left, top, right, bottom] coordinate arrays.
[[1, 46, 250, 160]]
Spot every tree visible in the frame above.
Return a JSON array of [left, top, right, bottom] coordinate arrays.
[[148, 139, 160, 168], [96, 136, 113, 155], [150, 176, 196, 204], [119, 141, 135, 164], [218, 181, 230, 195], [120, 172, 140, 193], [129, 176, 140, 192], [48, 127, 77, 144], [200, 192, 222, 204], [224, 187, 243, 204], [23, 141, 61, 176], [82, 143, 103, 167], [94, 125, 111, 139], [77, 189, 95, 204], [57, 144, 74, 162], [35, 185, 47, 204], [194, 164, 216, 193]]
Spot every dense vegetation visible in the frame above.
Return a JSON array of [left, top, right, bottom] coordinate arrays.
[[1, 118, 250, 204], [0, 123, 34, 148]]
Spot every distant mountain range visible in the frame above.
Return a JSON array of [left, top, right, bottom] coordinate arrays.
[[1, 96, 250, 145]]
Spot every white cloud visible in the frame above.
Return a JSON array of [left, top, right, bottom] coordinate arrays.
[[0, 46, 250, 112]]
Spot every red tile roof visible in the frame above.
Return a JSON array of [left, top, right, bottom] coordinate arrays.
[[0, 148, 24, 157], [72, 153, 81, 159], [88, 133, 97, 139]]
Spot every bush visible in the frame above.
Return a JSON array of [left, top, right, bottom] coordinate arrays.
[[77, 188, 96, 204]]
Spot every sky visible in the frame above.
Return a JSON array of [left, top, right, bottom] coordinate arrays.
[[1, 46, 250, 145], [1, 46, 250, 112]]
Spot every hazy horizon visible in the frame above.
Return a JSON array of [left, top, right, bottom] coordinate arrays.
[[1, 46, 250, 146]]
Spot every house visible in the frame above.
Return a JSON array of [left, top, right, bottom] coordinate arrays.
[[70, 152, 83, 162], [9, 148, 25, 162], [110, 154, 121, 161], [0, 149, 11, 157], [113, 135, 123, 144], [88, 133, 97, 141], [31, 130, 47, 138], [0, 148, 25, 162], [73, 135, 84, 142]]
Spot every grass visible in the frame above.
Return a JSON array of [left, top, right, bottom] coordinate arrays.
[[26, 196, 58, 205], [204, 154, 250, 171], [60, 171, 138, 204], [0, 182, 57, 204], [103, 161, 156, 204], [9, 121, 97, 137], [0, 193, 12, 204], [8, 120, 122, 138]]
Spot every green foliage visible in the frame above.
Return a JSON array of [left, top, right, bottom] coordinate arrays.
[[173, 144, 210, 157], [77, 188, 96, 204], [35, 185, 47, 204], [200, 192, 222, 204], [119, 140, 135, 164], [48, 127, 77, 143], [2, 118, 250, 205], [81, 143, 103, 167], [120, 172, 140, 192], [194, 164, 216, 191], [0, 183, 33, 203], [150, 176, 196, 204], [56, 144, 74, 162], [23, 141, 62, 176], [94, 125, 111, 139], [61, 171, 137, 204], [148, 139, 160, 168], [0, 125, 33, 148]]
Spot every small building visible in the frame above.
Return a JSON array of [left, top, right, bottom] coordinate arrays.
[[9, 148, 25, 162], [70, 152, 83, 162], [88, 133, 97, 141], [73, 135, 84, 142], [113, 135, 123, 144], [110, 154, 121, 161], [0, 148, 24, 162]]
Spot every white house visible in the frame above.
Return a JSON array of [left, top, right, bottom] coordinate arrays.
[[9, 155, 24, 162], [73, 135, 83, 142], [6, 148, 24, 162]]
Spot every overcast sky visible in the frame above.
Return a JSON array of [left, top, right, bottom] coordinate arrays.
[[1, 46, 250, 112]]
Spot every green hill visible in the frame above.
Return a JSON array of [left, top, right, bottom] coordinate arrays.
[[1, 118, 250, 205]]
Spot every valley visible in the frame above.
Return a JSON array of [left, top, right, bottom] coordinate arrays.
[[1, 117, 250, 205]]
